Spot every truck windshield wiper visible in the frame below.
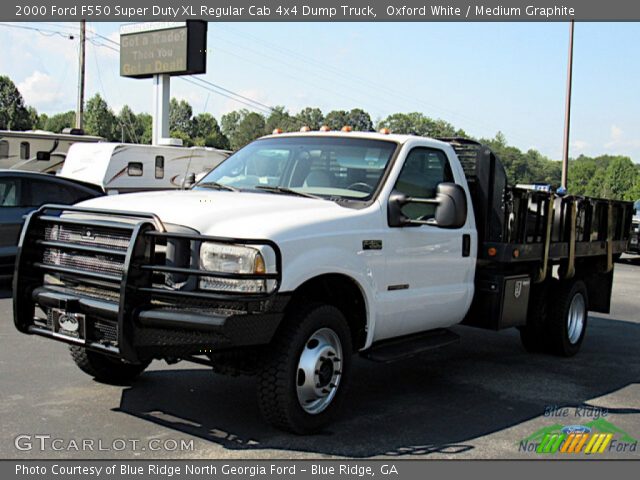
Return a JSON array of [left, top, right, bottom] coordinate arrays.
[[254, 185, 322, 199], [196, 182, 239, 192]]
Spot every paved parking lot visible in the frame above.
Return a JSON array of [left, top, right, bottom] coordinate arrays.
[[1, 257, 639, 459]]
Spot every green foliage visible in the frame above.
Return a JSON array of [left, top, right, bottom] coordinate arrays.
[[324, 110, 348, 130], [346, 108, 373, 131], [295, 107, 323, 130], [191, 113, 229, 149], [42, 111, 75, 133], [376, 112, 458, 137], [0, 75, 33, 130], [264, 106, 298, 134], [169, 98, 193, 136], [84, 94, 116, 140]]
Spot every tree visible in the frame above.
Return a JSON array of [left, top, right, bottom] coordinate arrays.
[[137, 113, 152, 144], [295, 107, 323, 130], [84, 94, 116, 140], [169, 98, 193, 137], [602, 156, 638, 200], [221, 110, 242, 144], [43, 111, 75, 133], [264, 106, 297, 133], [324, 110, 348, 130], [192, 113, 229, 149], [117, 105, 143, 143], [221, 110, 266, 149], [0, 75, 33, 130], [232, 111, 266, 149], [346, 108, 373, 131]]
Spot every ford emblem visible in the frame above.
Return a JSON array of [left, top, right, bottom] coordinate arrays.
[[561, 425, 592, 434]]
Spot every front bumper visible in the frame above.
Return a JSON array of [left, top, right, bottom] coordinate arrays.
[[14, 205, 285, 363]]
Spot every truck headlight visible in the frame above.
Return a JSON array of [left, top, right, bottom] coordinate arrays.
[[199, 242, 267, 293]]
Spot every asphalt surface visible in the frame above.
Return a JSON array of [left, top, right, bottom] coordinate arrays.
[[1, 257, 639, 460]]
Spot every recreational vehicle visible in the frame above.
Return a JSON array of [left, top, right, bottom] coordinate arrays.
[[0, 130, 103, 173], [59, 142, 231, 193]]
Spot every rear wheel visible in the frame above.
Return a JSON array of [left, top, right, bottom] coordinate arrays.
[[69, 346, 150, 384], [257, 303, 352, 434], [547, 280, 588, 357]]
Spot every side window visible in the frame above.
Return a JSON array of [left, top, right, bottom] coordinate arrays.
[[127, 162, 143, 177], [0, 179, 20, 207], [20, 142, 30, 160], [0, 140, 9, 159], [27, 181, 77, 206], [155, 156, 164, 179], [394, 147, 454, 220]]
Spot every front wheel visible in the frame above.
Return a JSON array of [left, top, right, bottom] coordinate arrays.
[[69, 346, 150, 384], [257, 303, 352, 434]]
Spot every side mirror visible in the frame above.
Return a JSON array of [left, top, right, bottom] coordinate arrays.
[[36, 151, 51, 161], [183, 173, 196, 188], [388, 182, 467, 229]]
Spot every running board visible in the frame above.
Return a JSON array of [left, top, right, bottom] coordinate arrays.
[[362, 329, 460, 363]]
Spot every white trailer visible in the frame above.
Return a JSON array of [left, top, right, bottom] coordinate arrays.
[[59, 142, 231, 194], [0, 130, 103, 173]]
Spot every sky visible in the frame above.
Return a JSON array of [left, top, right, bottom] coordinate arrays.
[[0, 21, 639, 162]]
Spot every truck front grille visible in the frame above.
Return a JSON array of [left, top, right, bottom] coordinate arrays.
[[45, 225, 130, 251], [41, 224, 130, 279], [43, 249, 125, 276]]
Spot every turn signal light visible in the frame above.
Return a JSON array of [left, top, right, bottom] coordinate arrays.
[[487, 247, 497, 257], [512, 249, 520, 259], [341, 125, 353, 132], [379, 128, 391, 134], [319, 125, 330, 132], [300, 126, 311, 132], [272, 128, 283, 134]]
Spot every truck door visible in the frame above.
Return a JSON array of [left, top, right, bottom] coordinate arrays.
[[376, 146, 475, 340]]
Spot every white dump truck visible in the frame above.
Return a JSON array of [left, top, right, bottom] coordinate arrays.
[[14, 131, 633, 433]]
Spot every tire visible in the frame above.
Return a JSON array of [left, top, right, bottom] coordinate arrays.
[[519, 278, 556, 353], [257, 303, 352, 434], [69, 346, 150, 385], [547, 279, 589, 357]]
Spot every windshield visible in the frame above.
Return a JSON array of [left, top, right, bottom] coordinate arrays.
[[635, 200, 640, 215], [195, 136, 398, 201]]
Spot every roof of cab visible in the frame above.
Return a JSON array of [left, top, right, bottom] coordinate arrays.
[[260, 130, 452, 148]]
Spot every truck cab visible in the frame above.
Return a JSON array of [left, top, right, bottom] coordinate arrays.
[[13, 132, 633, 433]]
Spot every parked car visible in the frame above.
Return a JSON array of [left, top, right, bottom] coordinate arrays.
[[0, 170, 104, 279]]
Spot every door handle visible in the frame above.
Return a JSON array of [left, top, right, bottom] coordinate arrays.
[[462, 234, 471, 257]]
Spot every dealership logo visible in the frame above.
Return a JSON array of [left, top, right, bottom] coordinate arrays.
[[519, 418, 637, 455]]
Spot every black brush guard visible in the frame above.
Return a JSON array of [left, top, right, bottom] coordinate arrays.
[[13, 205, 285, 363]]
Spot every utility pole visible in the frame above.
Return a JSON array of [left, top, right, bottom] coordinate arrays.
[[75, 20, 86, 130], [561, 20, 575, 190]]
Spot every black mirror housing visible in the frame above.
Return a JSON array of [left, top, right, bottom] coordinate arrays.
[[36, 151, 51, 161], [434, 183, 467, 229], [388, 183, 467, 229]]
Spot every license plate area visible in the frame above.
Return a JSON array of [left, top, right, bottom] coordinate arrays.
[[51, 308, 86, 343]]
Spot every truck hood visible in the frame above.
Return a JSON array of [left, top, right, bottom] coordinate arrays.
[[75, 190, 371, 239]]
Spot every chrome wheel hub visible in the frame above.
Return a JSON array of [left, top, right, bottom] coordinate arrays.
[[567, 293, 586, 344], [296, 328, 343, 415]]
